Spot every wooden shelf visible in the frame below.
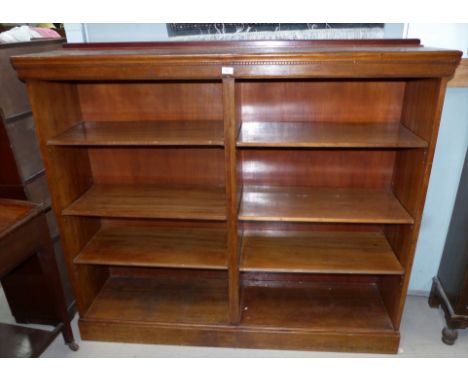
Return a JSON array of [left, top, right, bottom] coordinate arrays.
[[240, 231, 404, 275], [63, 184, 226, 220], [237, 122, 428, 148], [239, 185, 414, 224], [47, 121, 224, 146], [242, 282, 394, 332], [85, 276, 229, 325], [75, 227, 227, 270]]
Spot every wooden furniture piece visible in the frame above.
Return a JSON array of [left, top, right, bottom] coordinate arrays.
[[11, 40, 461, 354], [429, 148, 468, 345], [0, 198, 77, 357], [0, 38, 75, 326]]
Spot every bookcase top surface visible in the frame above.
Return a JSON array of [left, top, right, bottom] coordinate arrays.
[[11, 39, 462, 80]]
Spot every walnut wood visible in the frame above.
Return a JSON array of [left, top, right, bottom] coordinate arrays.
[[0, 198, 35, 234], [26, 82, 108, 315], [74, 227, 227, 270], [239, 80, 405, 123], [382, 78, 449, 329], [63, 39, 422, 50], [79, 319, 399, 354], [239, 186, 414, 224], [88, 148, 225, 189], [85, 276, 229, 325], [63, 184, 227, 220], [0, 323, 63, 358], [240, 230, 404, 275], [11, 44, 461, 81], [238, 122, 427, 148], [223, 75, 241, 323], [48, 120, 224, 146], [0, 199, 75, 355], [241, 281, 394, 332], [240, 150, 395, 189], [14, 40, 460, 354], [78, 82, 223, 122]]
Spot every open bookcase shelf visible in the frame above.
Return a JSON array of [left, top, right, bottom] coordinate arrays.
[[63, 184, 227, 220], [13, 40, 461, 354], [239, 186, 414, 224], [48, 120, 225, 147], [74, 227, 227, 270], [237, 122, 428, 148], [240, 230, 404, 275]]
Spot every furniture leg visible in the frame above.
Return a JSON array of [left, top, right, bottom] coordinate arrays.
[[442, 326, 458, 345]]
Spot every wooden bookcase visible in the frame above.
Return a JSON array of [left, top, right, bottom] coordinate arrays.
[[12, 40, 461, 353]]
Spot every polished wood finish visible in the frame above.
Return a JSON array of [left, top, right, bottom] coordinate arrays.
[[238, 122, 428, 148], [88, 148, 225, 188], [14, 40, 461, 354], [84, 276, 229, 325], [240, 150, 395, 188], [239, 186, 414, 223], [223, 75, 241, 323], [11, 43, 461, 81], [48, 120, 224, 146], [0, 323, 63, 358], [448, 58, 468, 87], [241, 281, 393, 332], [63, 184, 226, 220], [0, 39, 75, 326], [0, 199, 76, 356], [241, 231, 403, 275], [74, 227, 227, 269]]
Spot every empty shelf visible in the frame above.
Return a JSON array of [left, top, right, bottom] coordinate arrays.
[[63, 184, 226, 220], [239, 185, 414, 224], [242, 281, 394, 332], [75, 226, 227, 270], [241, 230, 404, 275], [85, 276, 229, 325], [48, 121, 224, 146], [237, 122, 427, 148]]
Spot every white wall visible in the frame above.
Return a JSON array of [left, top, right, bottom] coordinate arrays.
[[64, 23, 169, 42]]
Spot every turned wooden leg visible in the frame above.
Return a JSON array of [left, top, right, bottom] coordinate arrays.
[[442, 326, 458, 345]]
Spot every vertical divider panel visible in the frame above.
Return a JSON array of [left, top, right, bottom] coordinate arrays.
[[223, 73, 241, 323], [26, 81, 108, 315]]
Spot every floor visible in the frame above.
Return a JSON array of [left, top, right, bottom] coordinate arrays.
[[0, 287, 467, 357]]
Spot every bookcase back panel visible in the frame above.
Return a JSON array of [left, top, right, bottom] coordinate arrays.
[[239, 80, 405, 123], [111, 266, 228, 280], [88, 147, 225, 188], [241, 221, 383, 232], [101, 218, 226, 230], [78, 82, 223, 121], [240, 149, 395, 188]]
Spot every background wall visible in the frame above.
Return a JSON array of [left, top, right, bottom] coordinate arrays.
[[63, 23, 468, 295], [405, 23, 468, 294]]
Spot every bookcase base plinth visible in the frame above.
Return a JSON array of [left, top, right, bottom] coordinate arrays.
[[79, 319, 400, 354]]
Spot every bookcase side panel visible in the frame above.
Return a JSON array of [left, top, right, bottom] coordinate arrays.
[[26, 81, 108, 314], [383, 78, 449, 329]]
